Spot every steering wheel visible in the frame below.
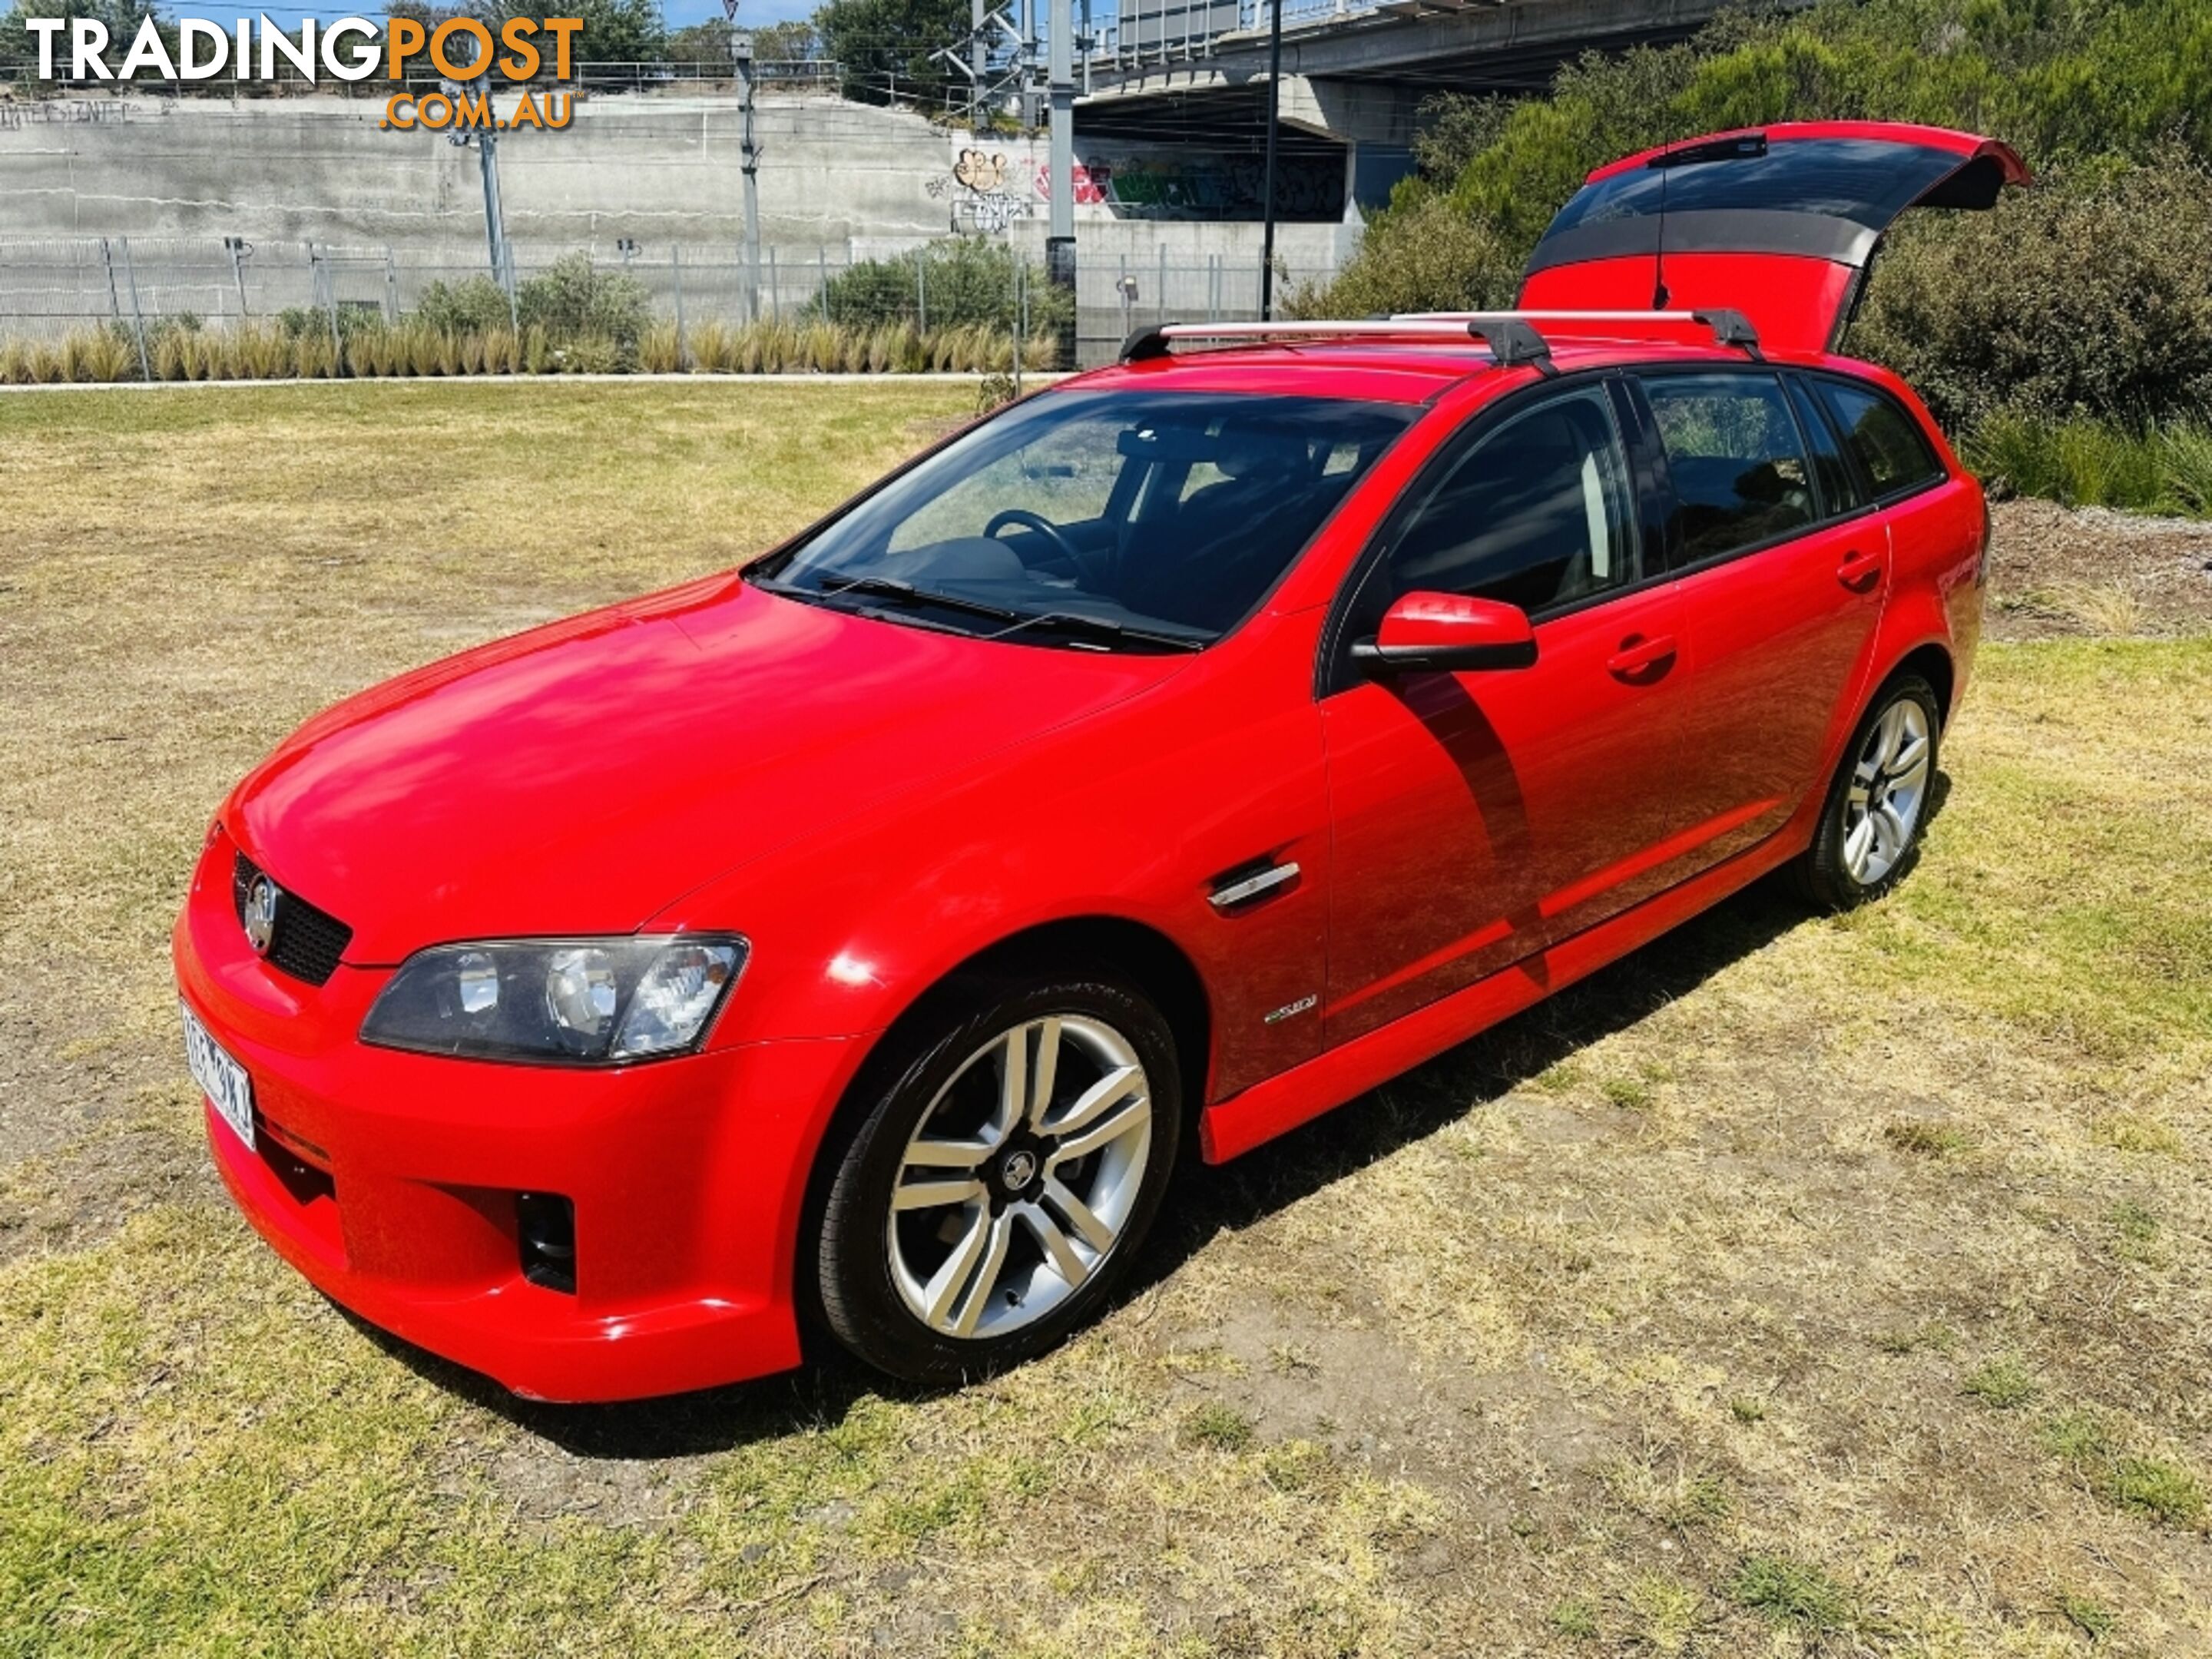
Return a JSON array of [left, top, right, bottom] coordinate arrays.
[[983, 508, 1108, 589]]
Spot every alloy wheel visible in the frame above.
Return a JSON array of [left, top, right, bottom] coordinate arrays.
[[884, 1015, 1153, 1340], [1843, 697, 1932, 885]]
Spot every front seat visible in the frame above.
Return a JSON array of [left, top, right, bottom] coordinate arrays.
[[1124, 430, 1314, 626]]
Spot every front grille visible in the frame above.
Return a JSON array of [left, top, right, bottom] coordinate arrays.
[[232, 851, 354, 986]]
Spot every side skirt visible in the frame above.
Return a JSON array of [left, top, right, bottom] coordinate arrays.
[[1198, 826, 1805, 1164]]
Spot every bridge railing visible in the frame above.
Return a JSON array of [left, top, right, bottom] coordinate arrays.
[[1084, 0, 1386, 71]]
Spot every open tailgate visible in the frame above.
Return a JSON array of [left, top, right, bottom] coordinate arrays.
[[1518, 121, 2029, 353]]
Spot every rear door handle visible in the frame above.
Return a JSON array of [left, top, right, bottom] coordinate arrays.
[[1837, 548, 1884, 590], [1606, 633, 1677, 682]]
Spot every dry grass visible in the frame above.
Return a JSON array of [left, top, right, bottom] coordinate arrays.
[[3, 383, 2211, 1655], [0, 318, 1063, 385], [2002, 580, 2151, 637]]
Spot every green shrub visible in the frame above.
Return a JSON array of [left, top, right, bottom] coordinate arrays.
[[815, 237, 1071, 342], [1961, 409, 2212, 515], [275, 303, 380, 343], [1853, 157, 2212, 430], [1961, 407, 2066, 501], [516, 253, 651, 349], [1285, 190, 1517, 319], [414, 276, 513, 336], [2160, 420, 2212, 514]]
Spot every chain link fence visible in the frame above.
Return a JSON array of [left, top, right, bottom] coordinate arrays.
[[0, 233, 1339, 371]]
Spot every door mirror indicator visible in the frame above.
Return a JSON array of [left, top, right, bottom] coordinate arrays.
[[1352, 592, 1538, 676]]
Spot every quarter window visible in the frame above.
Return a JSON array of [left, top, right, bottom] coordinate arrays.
[[1376, 388, 1640, 618], [1788, 376, 1866, 517], [1642, 372, 1816, 564], [1816, 379, 1945, 497]]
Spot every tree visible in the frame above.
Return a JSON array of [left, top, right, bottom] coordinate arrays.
[[667, 17, 820, 66], [550, 0, 664, 68], [815, 0, 970, 109], [385, 0, 666, 76], [753, 19, 820, 61]]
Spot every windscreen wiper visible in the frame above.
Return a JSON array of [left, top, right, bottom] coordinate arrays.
[[812, 575, 1029, 626], [759, 575, 1200, 653], [988, 611, 1204, 653]]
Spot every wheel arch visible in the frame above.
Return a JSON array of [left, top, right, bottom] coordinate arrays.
[[929, 916, 1214, 1110], [787, 912, 1213, 1340], [1887, 640, 1955, 727]]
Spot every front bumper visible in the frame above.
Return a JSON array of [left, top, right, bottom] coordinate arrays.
[[174, 838, 866, 1403]]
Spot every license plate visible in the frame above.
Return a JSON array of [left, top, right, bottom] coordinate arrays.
[[180, 1001, 254, 1151]]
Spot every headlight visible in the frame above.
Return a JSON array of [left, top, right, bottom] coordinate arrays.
[[360, 935, 747, 1065]]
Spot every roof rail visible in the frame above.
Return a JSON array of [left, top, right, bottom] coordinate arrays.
[[1395, 308, 1763, 357], [1119, 308, 1762, 367], [1120, 316, 1558, 372]]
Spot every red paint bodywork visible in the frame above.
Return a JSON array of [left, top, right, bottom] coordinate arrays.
[[177, 131, 2003, 1402], [1520, 123, 2030, 353]]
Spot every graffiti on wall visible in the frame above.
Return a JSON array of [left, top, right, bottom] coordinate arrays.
[[1019, 156, 1111, 206], [927, 147, 1035, 233], [1089, 153, 1340, 218], [930, 143, 1343, 230], [0, 99, 134, 130]]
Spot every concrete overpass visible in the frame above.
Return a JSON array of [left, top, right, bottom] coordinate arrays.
[[1074, 0, 1795, 221]]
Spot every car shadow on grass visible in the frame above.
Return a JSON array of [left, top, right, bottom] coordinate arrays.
[[353, 777, 1948, 1459]]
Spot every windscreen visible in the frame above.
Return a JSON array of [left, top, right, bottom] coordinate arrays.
[[755, 389, 1415, 648]]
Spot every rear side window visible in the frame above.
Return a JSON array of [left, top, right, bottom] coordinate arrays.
[[1787, 377, 1866, 516], [1378, 388, 1640, 617], [1641, 373, 1815, 564], [1816, 379, 1945, 497]]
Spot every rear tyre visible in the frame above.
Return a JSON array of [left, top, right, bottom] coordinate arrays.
[[1796, 672, 1941, 911], [815, 975, 1181, 1386]]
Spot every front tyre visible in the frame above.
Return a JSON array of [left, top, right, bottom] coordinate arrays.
[[1796, 672, 1941, 910], [815, 977, 1181, 1385]]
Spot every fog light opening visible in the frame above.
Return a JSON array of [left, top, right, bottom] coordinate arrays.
[[516, 1192, 577, 1294]]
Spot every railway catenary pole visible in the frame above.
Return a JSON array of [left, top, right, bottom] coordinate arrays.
[[727, 2, 763, 322], [972, 0, 988, 129], [1260, 0, 1283, 320], [1048, 0, 1077, 362]]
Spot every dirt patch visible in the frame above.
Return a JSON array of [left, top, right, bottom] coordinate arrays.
[[1985, 498, 2212, 640]]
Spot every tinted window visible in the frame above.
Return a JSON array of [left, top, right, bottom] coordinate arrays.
[[760, 390, 1412, 644], [1642, 373, 1815, 564], [1816, 379, 1945, 496], [1379, 389, 1638, 617], [1788, 376, 1865, 516], [1544, 137, 1963, 236]]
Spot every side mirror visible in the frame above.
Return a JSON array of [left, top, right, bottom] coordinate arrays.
[[1351, 591, 1537, 675]]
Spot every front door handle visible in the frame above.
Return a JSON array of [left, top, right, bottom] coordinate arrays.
[[1209, 860, 1300, 912], [1837, 548, 1884, 591], [1606, 632, 1678, 683]]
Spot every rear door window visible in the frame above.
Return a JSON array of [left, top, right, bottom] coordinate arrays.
[[1815, 379, 1945, 497], [1640, 373, 1816, 565]]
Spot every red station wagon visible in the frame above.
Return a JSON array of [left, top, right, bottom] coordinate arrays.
[[176, 123, 2025, 1399]]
